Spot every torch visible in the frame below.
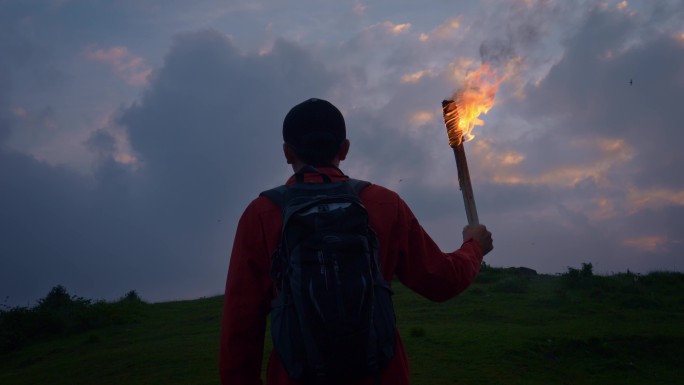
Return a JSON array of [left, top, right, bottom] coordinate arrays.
[[441, 63, 499, 226], [442, 100, 479, 226]]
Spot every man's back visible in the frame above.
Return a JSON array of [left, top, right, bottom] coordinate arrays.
[[220, 167, 484, 384]]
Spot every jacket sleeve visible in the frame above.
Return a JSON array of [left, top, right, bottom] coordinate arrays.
[[393, 197, 483, 302], [219, 201, 272, 385]]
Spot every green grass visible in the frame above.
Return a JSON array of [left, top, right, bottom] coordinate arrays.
[[2, 268, 683, 384], [0, 295, 222, 385]]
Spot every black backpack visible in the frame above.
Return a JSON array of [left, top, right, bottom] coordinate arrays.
[[260, 167, 396, 384]]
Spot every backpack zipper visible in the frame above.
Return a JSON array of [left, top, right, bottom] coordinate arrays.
[[318, 250, 328, 290], [334, 257, 344, 317]]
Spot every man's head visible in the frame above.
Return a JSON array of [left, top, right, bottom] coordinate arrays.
[[282, 98, 349, 167]]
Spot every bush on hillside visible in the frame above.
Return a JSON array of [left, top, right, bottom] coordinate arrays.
[[474, 262, 534, 293], [561, 263, 596, 289], [475, 261, 509, 284], [0, 285, 146, 354], [490, 276, 530, 294]]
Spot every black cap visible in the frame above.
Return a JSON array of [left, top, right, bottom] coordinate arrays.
[[283, 98, 346, 164]]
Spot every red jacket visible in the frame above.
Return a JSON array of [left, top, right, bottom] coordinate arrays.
[[220, 167, 483, 385]]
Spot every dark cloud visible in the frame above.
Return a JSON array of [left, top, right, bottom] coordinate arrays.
[[0, 150, 95, 305], [84, 129, 117, 157], [3, 1, 683, 306], [478, 5, 684, 273], [0, 8, 27, 145], [0, 81, 10, 144], [521, 7, 684, 189], [307, 4, 683, 276], [119, 30, 335, 232], [1, 29, 341, 305]]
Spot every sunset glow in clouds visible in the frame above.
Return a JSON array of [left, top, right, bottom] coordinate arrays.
[[1, 0, 683, 305]]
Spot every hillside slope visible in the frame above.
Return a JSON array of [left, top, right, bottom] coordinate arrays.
[[2, 267, 683, 384]]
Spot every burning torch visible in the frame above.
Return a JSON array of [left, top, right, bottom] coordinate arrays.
[[441, 64, 499, 226]]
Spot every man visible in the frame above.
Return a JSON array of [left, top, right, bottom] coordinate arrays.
[[220, 98, 493, 385]]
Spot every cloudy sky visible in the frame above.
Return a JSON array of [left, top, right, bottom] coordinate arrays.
[[2, 0, 683, 305]]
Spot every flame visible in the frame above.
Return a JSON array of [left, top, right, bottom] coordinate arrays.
[[442, 63, 500, 147]]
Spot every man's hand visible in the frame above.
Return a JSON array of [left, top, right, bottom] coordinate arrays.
[[463, 224, 493, 256]]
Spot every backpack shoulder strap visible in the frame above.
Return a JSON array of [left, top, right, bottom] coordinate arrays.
[[259, 185, 289, 208], [260, 178, 370, 207], [346, 178, 371, 196]]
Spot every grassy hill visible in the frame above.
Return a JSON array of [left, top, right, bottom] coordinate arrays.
[[2, 265, 683, 385]]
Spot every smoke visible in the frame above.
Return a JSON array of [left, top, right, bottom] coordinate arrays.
[[480, 37, 516, 67]]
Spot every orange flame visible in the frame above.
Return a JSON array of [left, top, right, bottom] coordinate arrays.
[[443, 64, 500, 147]]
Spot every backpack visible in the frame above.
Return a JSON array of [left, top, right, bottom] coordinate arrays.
[[260, 167, 396, 384]]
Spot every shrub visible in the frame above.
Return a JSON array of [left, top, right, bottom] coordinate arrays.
[[562, 263, 595, 289], [121, 290, 143, 303], [640, 271, 684, 288], [490, 276, 529, 294], [0, 306, 36, 352], [0, 286, 145, 354], [475, 263, 508, 284]]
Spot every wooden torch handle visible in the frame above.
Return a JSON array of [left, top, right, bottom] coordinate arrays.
[[452, 143, 479, 226]]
